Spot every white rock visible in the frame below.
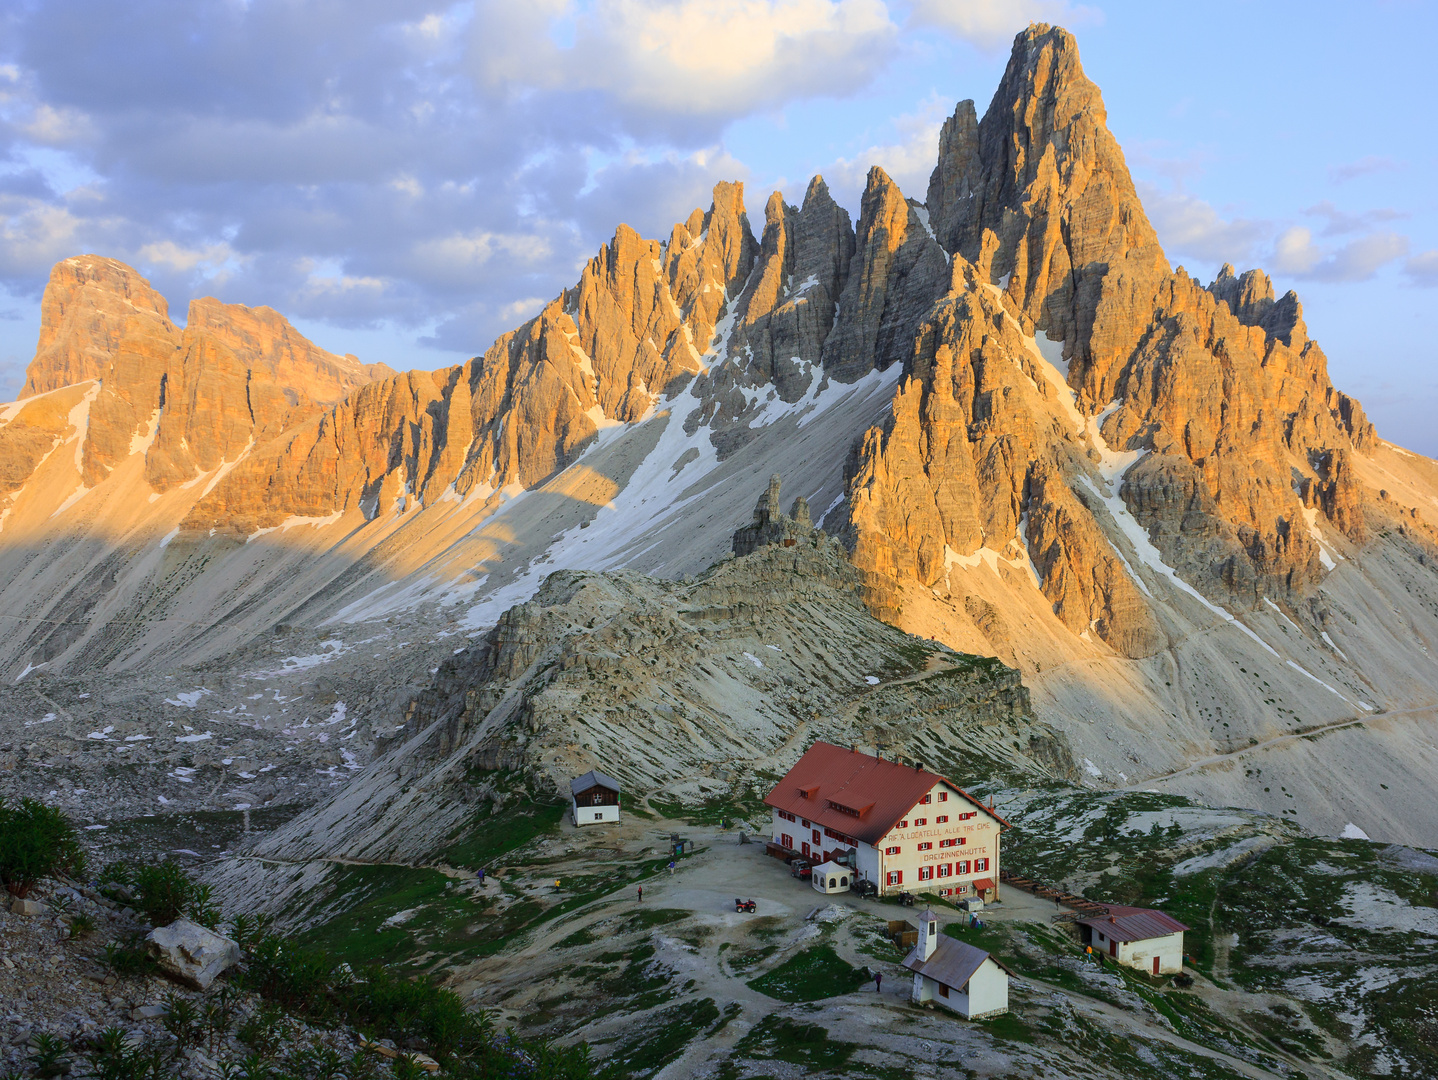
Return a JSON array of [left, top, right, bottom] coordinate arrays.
[[9, 898, 42, 916], [145, 919, 241, 990]]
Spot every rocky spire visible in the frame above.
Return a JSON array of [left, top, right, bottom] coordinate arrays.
[[925, 23, 1169, 405], [25, 255, 180, 398], [820, 167, 948, 382], [731, 474, 824, 556]]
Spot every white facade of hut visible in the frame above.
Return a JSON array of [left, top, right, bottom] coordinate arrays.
[[1077, 906, 1188, 976]]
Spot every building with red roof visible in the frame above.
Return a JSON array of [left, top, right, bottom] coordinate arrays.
[[1077, 905, 1189, 975], [763, 741, 1009, 899]]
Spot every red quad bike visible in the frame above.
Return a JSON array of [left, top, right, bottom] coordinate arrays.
[[735, 898, 757, 913]]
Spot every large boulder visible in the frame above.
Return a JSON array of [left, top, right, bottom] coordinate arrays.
[[146, 919, 241, 990]]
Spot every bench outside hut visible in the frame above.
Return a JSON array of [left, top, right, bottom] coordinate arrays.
[[570, 770, 621, 826]]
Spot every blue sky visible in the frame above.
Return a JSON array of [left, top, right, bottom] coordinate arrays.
[[2, 0, 1435, 453]]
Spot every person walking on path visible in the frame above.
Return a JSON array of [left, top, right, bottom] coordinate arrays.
[[638, 885, 643, 902], [667, 860, 675, 876], [478, 868, 486, 886], [874, 971, 882, 993]]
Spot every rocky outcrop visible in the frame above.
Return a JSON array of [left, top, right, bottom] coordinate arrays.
[[23, 257, 181, 398], [146, 919, 241, 990], [731, 474, 822, 556], [821, 169, 948, 382], [683, 177, 855, 454], [840, 24, 1385, 639], [251, 537, 1058, 864], [925, 24, 1169, 408], [0, 256, 393, 504], [0, 23, 1422, 760], [185, 184, 777, 531]]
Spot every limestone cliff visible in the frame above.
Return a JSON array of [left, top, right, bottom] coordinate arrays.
[[0, 255, 393, 504], [2, 24, 1437, 848]]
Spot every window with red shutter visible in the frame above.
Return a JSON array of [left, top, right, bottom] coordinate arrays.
[[918, 866, 933, 881]]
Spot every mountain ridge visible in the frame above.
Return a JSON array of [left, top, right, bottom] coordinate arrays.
[[1, 23, 1437, 846]]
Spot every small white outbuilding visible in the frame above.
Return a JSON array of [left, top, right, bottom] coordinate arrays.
[[569, 770, 621, 826], [1077, 905, 1188, 976], [810, 861, 852, 894], [902, 909, 1010, 1019]]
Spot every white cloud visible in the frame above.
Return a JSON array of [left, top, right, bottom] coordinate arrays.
[[410, 231, 553, 278], [1328, 155, 1402, 184], [138, 240, 248, 280], [498, 297, 547, 324], [1403, 250, 1438, 288], [1136, 182, 1268, 267], [1271, 226, 1408, 283], [0, 198, 94, 277], [471, 0, 897, 124], [826, 94, 948, 203], [1303, 200, 1407, 237], [907, 0, 1102, 51]]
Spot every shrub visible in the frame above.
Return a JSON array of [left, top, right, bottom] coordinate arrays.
[[242, 938, 337, 1016], [162, 992, 204, 1056], [27, 1033, 73, 1079], [104, 936, 159, 978], [87, 1026, 175, 1080], [0, 798, 86, 898], [130, 860, 220, 928], [69, 912, 97, 938]]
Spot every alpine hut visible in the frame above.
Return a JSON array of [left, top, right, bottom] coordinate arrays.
[[569, 770, 621, 826], [1076, 906, 1188, 975], [764, 741, 1009, 898]]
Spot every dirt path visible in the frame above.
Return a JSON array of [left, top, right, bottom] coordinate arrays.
[[1118, 699, 1438, 792]]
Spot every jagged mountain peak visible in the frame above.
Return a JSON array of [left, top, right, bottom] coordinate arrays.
[[2, 27, 1437, 848], [25, 255, 179, 399]]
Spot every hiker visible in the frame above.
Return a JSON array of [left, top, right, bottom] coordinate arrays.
[[667, 860, 675, 876], [874, 971, 882, 993], [638, 885, 643, 902], [477, 868, 486, 885]]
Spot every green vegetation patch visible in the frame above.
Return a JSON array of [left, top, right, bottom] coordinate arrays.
[[746, 944, 868, 1003], [729, 1015, 858, 1072], [440, 799, 565, 869], [596, 998, 722, 1079]]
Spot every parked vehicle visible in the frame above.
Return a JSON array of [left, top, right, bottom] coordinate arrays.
[[790, 864, 812, 879], [735, 898, 757, 913], [897, 891, 916, 907], [852, 879, 878, 899]]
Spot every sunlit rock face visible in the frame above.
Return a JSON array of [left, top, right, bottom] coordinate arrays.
[[1, 23, 1437, 851]]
